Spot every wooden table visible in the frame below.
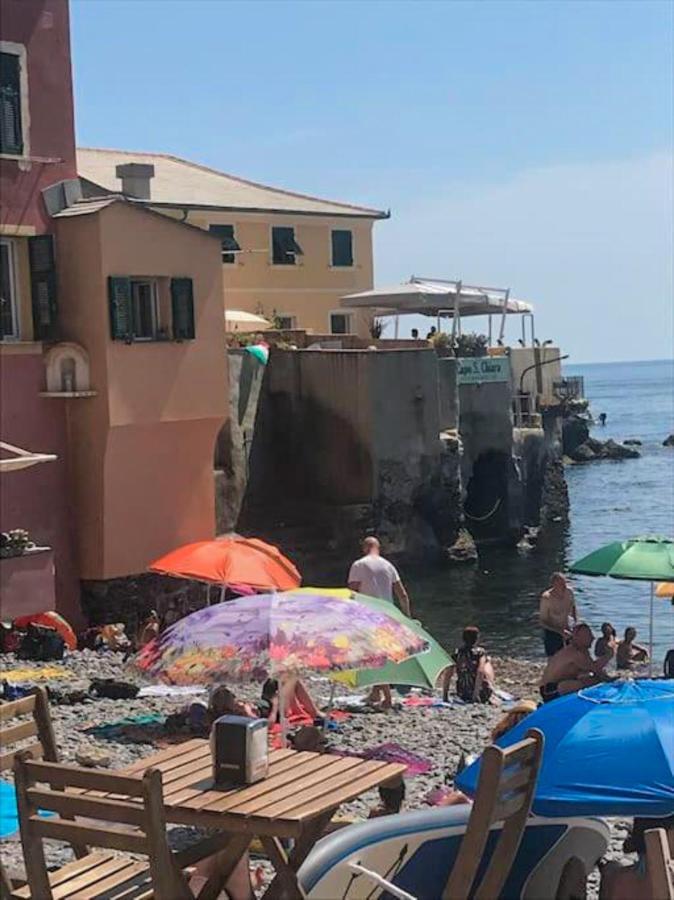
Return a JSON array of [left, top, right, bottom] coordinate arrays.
[[115, 738, 405, 899]]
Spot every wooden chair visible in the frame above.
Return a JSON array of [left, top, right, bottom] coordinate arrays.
[[0, 688, 58, 771], [645, 828, 674, 900], [12, 755, 194, 900], [442, 728, 544, 900]]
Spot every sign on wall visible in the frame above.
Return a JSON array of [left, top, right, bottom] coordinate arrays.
[[457, 356, 510, 385]]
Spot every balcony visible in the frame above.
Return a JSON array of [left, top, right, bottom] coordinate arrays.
[[0, 547, 56, 620]]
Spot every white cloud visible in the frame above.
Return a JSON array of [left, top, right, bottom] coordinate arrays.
[[374, 153, 673, 362]]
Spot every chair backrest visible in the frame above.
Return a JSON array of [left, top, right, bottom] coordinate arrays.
[[645, 828, 674, 900], [14, 756, 193, 900], [0, 688, 58, 771], [443, 728, 544, 900]]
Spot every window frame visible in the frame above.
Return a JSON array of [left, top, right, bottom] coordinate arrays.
[[0, 236, 19, 340], [209, 224, 240, 264], [129, 277, 159, 341], [274, 313, 297, 330], [0, 42, 30, 160], [329, 310, 354, 336], [270, 225, 302, 266], [330, 229, 355, 268]]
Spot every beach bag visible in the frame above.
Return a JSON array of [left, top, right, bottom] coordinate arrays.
[[89, 678, 139, 700], [0, 623, 23, 654], [17, 624, 65, 661]]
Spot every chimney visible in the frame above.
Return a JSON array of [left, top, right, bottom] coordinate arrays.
[[115, 163, 155, 200]]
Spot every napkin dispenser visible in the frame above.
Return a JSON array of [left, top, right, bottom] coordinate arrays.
[[210, 715, 269, 786]]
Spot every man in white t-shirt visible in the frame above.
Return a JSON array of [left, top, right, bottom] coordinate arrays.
[[347, 537, 413, 708], [348, 537, 412, 617]]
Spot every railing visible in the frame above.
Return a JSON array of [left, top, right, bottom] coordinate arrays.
[[513, 393, 542, 428], [553, 376, 585, 401]]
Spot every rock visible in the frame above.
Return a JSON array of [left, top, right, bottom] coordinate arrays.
[[664, 434, 674, 447], [445, 529, 478, 565], [562, 415, 590, 456], [623, 439, 642, 446], [75, 747, 111, 768], [570, 443, 597, 462], [570, 438, 640, 462], [602, 439, 640, 460]]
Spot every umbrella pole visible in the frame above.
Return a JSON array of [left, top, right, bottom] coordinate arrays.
[[280, 679, 287, 747], [324, 682, 336, 733], [649, 582, 654, 676], [219, 585, 225, 606]]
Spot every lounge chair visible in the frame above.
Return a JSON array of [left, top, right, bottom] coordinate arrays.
[[645, 828, 674, 900], [11, 755, 194, 900]]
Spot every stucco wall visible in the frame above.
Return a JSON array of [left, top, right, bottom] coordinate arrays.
[[55, 202, 227, 579], [0, 347, 80, 622], [161, 208, 376, 337], [509, 346, 563, 403], [0, 0, 77, 234]]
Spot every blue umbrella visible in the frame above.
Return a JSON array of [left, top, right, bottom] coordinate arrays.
[[457, 680, 674, 817]]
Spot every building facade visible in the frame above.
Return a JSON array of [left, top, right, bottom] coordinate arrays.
[[1, 0, 227, 625], [76, 148, 388, 338]]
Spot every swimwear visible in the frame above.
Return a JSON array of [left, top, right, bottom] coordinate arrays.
[[540, 682, 561, 703], [542, 629, 564, 657]]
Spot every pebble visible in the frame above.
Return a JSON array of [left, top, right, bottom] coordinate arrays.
[[0, 651, 634, 897]]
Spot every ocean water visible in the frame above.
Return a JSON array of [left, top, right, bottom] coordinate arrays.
[[408, 358, 674, 663]]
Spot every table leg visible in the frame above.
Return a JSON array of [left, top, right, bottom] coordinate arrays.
[[264, 807, 337, 900], [193, 833, 252, 900]]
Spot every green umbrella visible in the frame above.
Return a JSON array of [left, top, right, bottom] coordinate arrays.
[[287, 587, 450, 690], [569, 535, 674, 672]]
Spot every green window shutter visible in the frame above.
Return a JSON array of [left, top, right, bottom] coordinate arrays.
[[171, 277, 195, 340], [28, 235, 58, 340], [331, 230, 353, 267], [108, 276, 132, 341], [0, 52, 23, 156], [272, 226, 302, 265], [208, 224, 240, 263]]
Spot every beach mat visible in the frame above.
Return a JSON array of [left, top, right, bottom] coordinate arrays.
[[0, 781, 53, 839]]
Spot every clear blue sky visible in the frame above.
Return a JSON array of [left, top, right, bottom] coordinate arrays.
[[71, 0, 673, 363]]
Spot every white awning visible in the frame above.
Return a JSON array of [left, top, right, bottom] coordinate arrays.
[[0, 442, 58, 473], [341, 277, 533, 317], [224, 309, 273, 332]]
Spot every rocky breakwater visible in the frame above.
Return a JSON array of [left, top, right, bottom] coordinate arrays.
[[568, 436, 640, 463]]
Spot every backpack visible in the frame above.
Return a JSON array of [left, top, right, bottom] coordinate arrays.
[[18, 624, 65, 661]]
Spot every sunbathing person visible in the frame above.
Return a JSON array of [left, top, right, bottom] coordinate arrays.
[[259, 676, 320, 726], [442, 626, 495, 704], [616, 627, 649, 670], [540, 623, 613, 703]]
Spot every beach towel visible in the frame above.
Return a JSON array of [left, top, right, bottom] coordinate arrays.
[[83, 713, 166, 741], [361, 742, 433, 776], [0, 781, 53, 839], [1, 665, 71, 682], [137, 685, 207, 699]]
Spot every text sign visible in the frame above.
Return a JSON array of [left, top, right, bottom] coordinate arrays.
[[457, 356, 510, 384]]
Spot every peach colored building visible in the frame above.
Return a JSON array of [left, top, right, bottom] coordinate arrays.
[[52, 197, 227, 580], [76, 148, 388, 339]]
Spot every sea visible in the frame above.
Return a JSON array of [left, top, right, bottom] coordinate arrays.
[[409, 358, 674, 663]]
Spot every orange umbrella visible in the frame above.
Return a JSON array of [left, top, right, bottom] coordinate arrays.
[[655, 582, 674, 598], [13, 611, 77, 651], [149, 536, 301, 591]]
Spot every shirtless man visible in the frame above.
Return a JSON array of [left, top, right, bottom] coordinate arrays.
[[539, 572, 578, 657], [616, 627, 649, 670], [539, 623, 612, 702]]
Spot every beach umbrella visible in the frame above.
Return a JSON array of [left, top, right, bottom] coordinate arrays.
[[569, 535, 674, 672], [457, 680, 674, 818], [656, 582, 674, 599], [224, 309, 272, 332], [149, 535, 300, 594], [133, 592, 429, 687], [288, 588, 451, 690]]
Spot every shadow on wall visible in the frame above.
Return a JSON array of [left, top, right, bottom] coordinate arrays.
[[463, 450, 511, 542]]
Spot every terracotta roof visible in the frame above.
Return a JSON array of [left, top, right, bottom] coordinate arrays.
[[76, 147, 388, 219]]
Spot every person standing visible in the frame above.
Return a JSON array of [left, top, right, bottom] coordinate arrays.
[[348, 536, 412, 708], [539, 572, 578, 657], [348, 536, 411, 616]]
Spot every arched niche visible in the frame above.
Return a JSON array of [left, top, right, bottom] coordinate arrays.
[[44, 342, 92, 393]]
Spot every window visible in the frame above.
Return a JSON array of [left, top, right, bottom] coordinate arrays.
[[275, 314, 297, 330], [271, 226, 303, 265], [0, 51, 23, 156], [108, 276, 195, 342], [130, 279, 158, 340], [209, 224, 240, 263], [330, 312, 353, 335], [331, 230, 353, 267], [28, 235, 58, 340], [0, 238, 18, 339]]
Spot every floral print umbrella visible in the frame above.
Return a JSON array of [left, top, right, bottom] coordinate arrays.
[[133, 592, 429, 684]]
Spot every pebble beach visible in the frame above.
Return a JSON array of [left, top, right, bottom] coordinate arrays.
[[0, 650, 633, 897]]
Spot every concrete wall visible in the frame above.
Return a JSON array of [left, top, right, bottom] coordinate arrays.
[[160, 208, 378, 338], [509, 347, 563, 403], [55, 202, 227, 579]]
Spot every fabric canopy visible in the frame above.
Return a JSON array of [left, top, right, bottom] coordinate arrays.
[[224, 310, 272, 331], [341, 278, 533, 318]]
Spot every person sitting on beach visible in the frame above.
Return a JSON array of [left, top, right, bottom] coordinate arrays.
[[539, 572, 578, 657], [599, 814, 674, 900], [258, 676, 320, 726], [616, 627, 649, 670], [208, 685, 257, 723], [442, 626, 495, 704], [540, 623, 613, 703], [595, 622, 618, 661], [136, 610, 159, 649]]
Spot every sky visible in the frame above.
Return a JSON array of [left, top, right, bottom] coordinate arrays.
[[70, 0, 673, 363]]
